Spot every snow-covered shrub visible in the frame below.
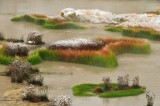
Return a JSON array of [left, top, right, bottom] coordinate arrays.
[[102, 77, 111, 90], [48, 38, 104, 50], [146, 91, 155, 106], [5, 60, 32, 83], [132, 76, 140, 88], [4, 43, 29, 56], [22, 85, 49, 102], [117, 74, 129, 89], [27, 75, 44, 86], [50, 95, 72, 106], [27, 31, 43, 45]]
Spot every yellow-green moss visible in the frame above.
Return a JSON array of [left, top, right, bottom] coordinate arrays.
[[73, 83, 146, 98], [106, 26, 160, 41]]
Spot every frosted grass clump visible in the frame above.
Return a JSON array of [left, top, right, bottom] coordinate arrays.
[[48, 38, 104, 50], [5, 42, 29, 56], [132, 76, 140, 88], [32, 75, 44, 83], [22, 84, 49, 102], [22, 84, 36, 98], [118, 14, 160, 31], [50, 95, 72, 106], [27, 31, 43, 45], [102, 77, 111, 90], [27, 75, 44, 86], [5, 60, 32, 83], [117, 74, 130, 89], [146, 91, 155, 106], [10, 60, 32, 69]]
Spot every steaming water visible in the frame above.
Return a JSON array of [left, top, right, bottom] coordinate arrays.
[[0, 0, 160, 106]]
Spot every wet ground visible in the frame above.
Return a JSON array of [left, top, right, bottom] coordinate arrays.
[[0, 0, 160, 106]]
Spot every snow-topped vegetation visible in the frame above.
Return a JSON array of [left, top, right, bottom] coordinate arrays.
[[27, 31, 43, 45], [117, 14, 160, 31], [61, 8, 160, 31], [22, 85, 48, 102], [4, 43, 29, 56], [61, 8, 115, 24], [50, 95, 72, 106], [48, 38, 104, 50]]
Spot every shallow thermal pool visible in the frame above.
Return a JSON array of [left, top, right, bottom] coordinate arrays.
[[0, 0, 160, 106]]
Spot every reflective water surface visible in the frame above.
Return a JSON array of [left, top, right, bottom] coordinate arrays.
[[0, 0, 160, 106]]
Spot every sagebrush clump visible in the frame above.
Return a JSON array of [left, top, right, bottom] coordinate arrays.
[[48, 38, 104, 50], [146, 91, 155, 106], [0, 32, 5, 40], [22, 85, 49, 102], [27, 31, 44, 45], [132, 76, 140, 88], [50, 95, 72, 106], [27, 75, 44, 86], [5, 60, 37, 83], [117, 74, 130, 89], [6, 37, 24, 43], [102, 77, 111, 91], [3, 43, 29, 56]]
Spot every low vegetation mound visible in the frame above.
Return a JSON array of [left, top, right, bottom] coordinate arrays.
[[5, 60, 39, 83], [72, 75, 146, 98], [22, 85, 49, 102], [146, 9, 160, 15], [11, 14, 85, 29], [26, 31, 44, 45], [2, 43, 29, 56], [106, 26, 160, 41]]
